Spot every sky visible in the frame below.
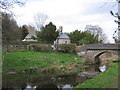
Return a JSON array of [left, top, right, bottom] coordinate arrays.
[[11, 0, 118, 43]]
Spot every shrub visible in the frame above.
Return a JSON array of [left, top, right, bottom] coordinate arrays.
[[21, 41, 38, 45], [31, 44, 52, 52], [55, 44, 76, 53]]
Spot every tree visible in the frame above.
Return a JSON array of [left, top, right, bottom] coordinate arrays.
[[78, 31, 99, 45], [110, 1, 120, 43], [37, 22, 59, 44], [20, 25, 29, 40], [112, 30, 120, 43], [68, 30, 99, 45], [68, 30, 83, 45], [2, 13, 22, 44], [0, 0, 25, 13], [34, 13, 48, 31], [85, 25, 106, 43]]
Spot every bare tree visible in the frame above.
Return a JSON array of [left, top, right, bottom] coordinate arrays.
[[110, 0, 120, 43], [0, 0, 25, 13], [33, 13, 48, 31], [85, 25, 107, 43]]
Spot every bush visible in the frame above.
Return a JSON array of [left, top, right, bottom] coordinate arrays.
[[21, 41, 39, 45], [55, 44, 76, 53], [31, 44, 52, 52]]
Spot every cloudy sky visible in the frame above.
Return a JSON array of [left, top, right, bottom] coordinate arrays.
[[11, 0, 118, 43]]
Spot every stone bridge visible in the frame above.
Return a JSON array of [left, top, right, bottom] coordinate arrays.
[[76, 44, 120, 64]]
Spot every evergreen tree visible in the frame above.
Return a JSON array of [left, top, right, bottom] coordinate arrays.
[[68, 30, 99, 45], [37, 22, 59, 44], [20, 25, 29, 40]]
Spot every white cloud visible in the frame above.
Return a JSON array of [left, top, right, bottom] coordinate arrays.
[[100, 20, 117, 43], [11, 0, 117, 43]]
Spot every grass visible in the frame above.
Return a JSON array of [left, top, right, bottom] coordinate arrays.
[[76, 62, 119, 88], [3, 51, 83, 73]]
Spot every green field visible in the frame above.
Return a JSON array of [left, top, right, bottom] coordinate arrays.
[[76, 62, 119, 88], [3, 51, 119, 88], [3, 51, 83, 74]]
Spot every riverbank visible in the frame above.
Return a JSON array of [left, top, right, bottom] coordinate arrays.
[[3, 51, 83, 74], [76, 62, 119, 88]]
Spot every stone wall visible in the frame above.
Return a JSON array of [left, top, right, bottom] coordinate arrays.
[[57, 39, 70, 44], [99, 52, 118, 62], [2, 44, 52, 52], [84, 50, 119, 64], [3, 44, 30, 52]]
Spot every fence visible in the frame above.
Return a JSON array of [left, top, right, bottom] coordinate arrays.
[[3, 44, 30, 52], [2, 44, 77, 53]]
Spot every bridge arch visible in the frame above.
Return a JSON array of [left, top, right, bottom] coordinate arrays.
[[94, 50, 118, 64]]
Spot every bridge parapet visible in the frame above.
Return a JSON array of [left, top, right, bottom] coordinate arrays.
[[76, 44, 120, 64], [77, 44, 120, 52]]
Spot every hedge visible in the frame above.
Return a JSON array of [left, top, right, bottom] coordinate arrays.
[[55, 44, 76, 53], [31, 44, 52, 52]]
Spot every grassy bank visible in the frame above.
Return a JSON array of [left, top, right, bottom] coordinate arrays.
[[3, 51, 83, 74], [76, 62, 119, 88]]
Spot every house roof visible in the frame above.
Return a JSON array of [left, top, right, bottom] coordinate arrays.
[[57, 33, 70, 39], [25, 33, 36, 39]]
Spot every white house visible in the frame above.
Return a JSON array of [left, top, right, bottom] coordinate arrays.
[[22, 26, 37, 42]]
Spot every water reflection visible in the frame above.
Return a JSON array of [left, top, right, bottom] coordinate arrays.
[[24, 84, 37, 90], [2, 63, 108, 89], [2, 73, 90, 89], [58, 85, 73, 90], [83, 64, 100, 72]]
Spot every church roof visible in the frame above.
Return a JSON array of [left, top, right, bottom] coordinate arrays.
[[57, 33, 70, 39]]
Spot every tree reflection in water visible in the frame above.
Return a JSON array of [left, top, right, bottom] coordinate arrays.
[[2, 63, 108, 89]]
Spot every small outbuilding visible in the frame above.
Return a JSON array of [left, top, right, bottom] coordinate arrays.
[[54, 32, 71, 44]]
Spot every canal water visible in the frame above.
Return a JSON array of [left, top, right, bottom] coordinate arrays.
[[2, 64, 108, 89]]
